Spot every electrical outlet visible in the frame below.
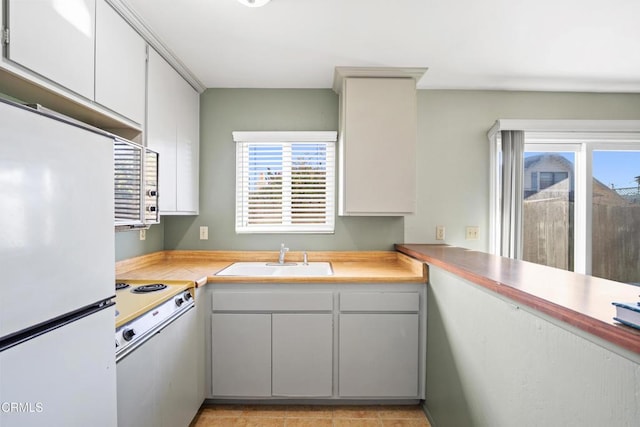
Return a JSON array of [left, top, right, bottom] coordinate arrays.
[[436, 225, 445, 241], [199, 226, 209, 240], [466, 226, 479, 240], [139, 229, 146, 241]]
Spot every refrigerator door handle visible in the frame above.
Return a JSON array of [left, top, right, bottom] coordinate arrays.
[[0, 299, 115, 353]]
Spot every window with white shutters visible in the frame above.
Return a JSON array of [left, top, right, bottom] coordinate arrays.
[[233, 131, 336, 234]]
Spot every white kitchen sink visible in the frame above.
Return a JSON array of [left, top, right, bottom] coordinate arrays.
[[215, 262, 333, 277]]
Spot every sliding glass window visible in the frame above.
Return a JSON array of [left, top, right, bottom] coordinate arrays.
[[490, 121, 640, 286]]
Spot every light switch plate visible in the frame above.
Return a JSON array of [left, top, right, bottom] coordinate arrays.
[[199, 226, 209, 240]]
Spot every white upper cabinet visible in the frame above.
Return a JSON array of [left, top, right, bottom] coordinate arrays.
[[6, 0, 96, 100], [176, 75, 200, 213], [95, 0, 146, 125], [333, 67, 426, 216], [339, 77, 418, 216], [147, 48, 200, 215]]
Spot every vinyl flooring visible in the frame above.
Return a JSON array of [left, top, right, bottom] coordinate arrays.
[[190, 404, 431, 427]]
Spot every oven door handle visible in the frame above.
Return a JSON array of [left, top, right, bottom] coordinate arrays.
[[115, 303, 194, 363]]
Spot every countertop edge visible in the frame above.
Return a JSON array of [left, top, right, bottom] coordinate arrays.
[[396, 243, 640, 355]]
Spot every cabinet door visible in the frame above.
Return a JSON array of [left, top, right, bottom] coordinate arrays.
[[339, 313, 419, 397], [95, 0, 146, 124], [147, 48, 178, 212], [272, 314, 333, 397], [176, 76, 200, 213], [211, 313, 271, 397], [147, 48, 199, 215], [340, 77, 417, 215], [7, 0, 95, 99]]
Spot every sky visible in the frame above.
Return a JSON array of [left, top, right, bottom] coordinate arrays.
[[593, 151, 640, 189]]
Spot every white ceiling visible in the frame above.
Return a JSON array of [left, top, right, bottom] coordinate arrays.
[[123, 0, 640, 92]]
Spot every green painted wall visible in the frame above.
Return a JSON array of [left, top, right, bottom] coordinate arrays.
[[426, 265, 640, 427], [407, 90, 640, 250], [115, 89, 640, 258], [114, 223, 164, 261], [162, 88, 403, 251]]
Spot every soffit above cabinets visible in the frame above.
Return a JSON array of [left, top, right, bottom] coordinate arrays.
[[332, 67, 428, 94]]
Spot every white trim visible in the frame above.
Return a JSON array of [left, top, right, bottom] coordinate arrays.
[[105, 0, 206, 93], [526, 131, 640, 143], [332, 67, 428, 94], [232, 131, 338, 143], [574, 144, 591, 275], [489, 119, 640, 136]]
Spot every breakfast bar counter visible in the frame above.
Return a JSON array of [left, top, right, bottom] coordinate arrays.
[[395, 243, 640, 355]]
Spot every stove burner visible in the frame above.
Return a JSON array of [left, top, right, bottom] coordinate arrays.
[[115, 282, 130, 291], [131, 283, 168, 294]]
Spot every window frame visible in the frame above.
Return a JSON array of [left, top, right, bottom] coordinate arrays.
[[232, 131, 337, 234]]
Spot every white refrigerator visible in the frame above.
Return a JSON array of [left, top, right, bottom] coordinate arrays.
[[0, 99, 117, 426]]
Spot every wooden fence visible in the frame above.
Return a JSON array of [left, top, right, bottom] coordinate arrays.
[[592, 204, 640, 283], [523, 198, 640, 284], [523, 198, 573, 271]]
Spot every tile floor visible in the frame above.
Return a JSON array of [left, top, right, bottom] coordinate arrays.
[[191, 404, 431, 427]]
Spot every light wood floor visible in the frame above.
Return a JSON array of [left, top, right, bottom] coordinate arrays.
[[191, 404, 431, 427]]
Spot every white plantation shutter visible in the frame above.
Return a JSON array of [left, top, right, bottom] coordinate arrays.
[[233, 131, 337, 233]]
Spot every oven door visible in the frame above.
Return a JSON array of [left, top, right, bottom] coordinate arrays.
[[116, 324, 162, 427], [116, 306, 199, 427]]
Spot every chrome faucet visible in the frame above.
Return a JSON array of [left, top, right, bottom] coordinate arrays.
[[302, 251, 308, 265], [278, 243, 289, 264]]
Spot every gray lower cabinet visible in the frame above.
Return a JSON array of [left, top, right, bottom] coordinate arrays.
[[272, 313, 333, 397], [209, 286, 425, 400], [339, 291, 421, 398], [339, 313, 419, 397], [211, 313, 272, 397], [210, 306, 334, 398]]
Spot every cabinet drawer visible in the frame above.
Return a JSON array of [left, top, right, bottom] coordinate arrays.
[[339, 292, 419, 312], [212, 292, 333, 312]]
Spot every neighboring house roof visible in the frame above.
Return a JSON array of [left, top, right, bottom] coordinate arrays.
[[523, 154, 635, 206], [524, 154, 574, 171]]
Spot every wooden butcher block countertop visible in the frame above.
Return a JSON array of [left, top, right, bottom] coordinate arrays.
[[115, 250, 427, 286]]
